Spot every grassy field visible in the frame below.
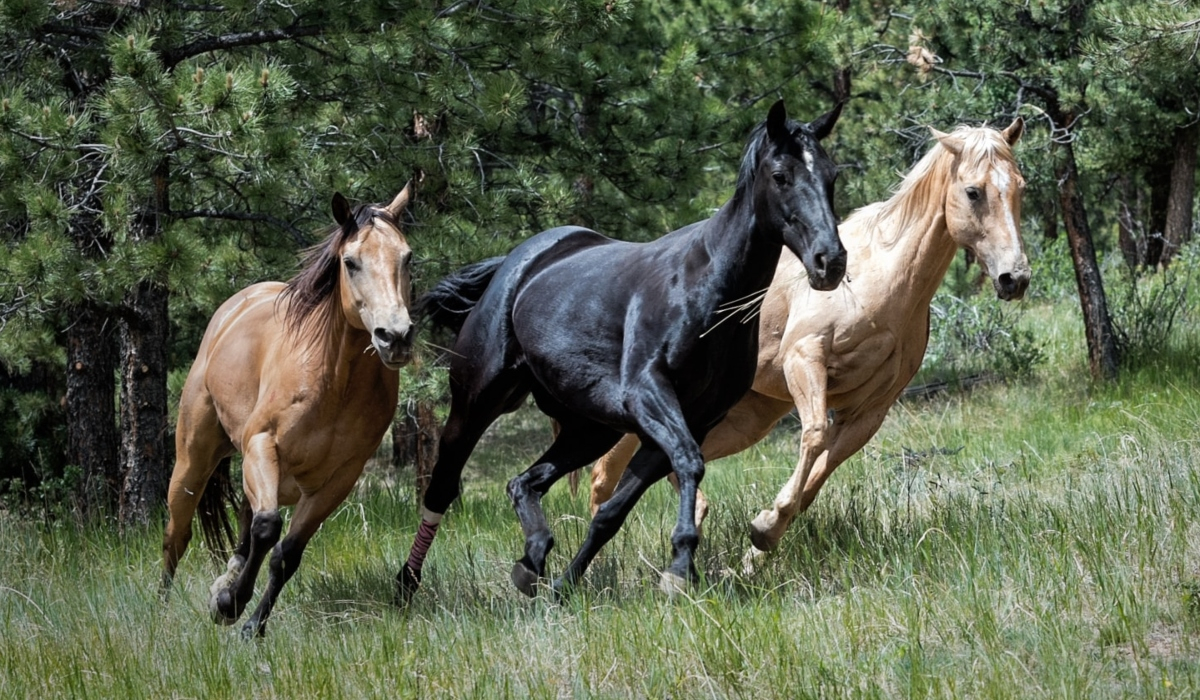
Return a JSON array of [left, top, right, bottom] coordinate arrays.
[[5, 297, 1200, 698]]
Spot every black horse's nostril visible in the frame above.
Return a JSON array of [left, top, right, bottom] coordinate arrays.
[[814, 252, 828, 275]]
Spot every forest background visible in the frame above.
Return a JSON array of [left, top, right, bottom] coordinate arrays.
[[0, 0, 1197, 525]]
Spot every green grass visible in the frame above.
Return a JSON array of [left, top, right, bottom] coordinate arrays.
[[5, 298, 1200, 698]]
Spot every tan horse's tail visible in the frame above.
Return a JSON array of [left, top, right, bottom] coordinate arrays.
[[197, 456, 242, 559]]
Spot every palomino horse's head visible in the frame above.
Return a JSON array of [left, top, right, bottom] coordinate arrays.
[[750, 99, 847, 291], [931, 119, 1030, 301], [331, 184, 416, 368]]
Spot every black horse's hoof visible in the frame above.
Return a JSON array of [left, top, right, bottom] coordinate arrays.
[[395, 565, 422, 606], [511, 560, 540, 598]]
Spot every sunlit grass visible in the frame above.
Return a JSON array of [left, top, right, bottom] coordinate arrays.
[[4, 298, 1200, 697]]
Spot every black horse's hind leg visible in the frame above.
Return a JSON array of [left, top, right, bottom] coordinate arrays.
[[555, 446, 673, 594], [507, 420, 622, 596], [397, 367, 530, 603], [211, 509, 282, 625]]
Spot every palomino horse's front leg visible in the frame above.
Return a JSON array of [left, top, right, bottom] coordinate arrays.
[[506, 420, 621, 596], [210, 432, 281, 625]]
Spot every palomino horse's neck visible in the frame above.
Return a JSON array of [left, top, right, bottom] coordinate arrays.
[[854, 145, 960, 307]]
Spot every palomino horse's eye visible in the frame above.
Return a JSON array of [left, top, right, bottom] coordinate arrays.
[[965, 186, 982, 202], [343, 257, 361, 274]]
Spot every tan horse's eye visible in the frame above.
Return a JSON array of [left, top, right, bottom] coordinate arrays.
[[343, 257, 361, 274], [965, 186, 982, 202]]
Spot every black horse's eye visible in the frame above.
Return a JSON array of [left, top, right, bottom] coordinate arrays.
[[772, 172, 788, 185], [344, 257, 361, 273], [966, 186, 982, 202]]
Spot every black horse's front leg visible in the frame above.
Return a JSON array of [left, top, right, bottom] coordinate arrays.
[[507, 422, 621, 597]]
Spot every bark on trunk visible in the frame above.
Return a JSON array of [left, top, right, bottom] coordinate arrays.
[[119, 159, 172, 526], [1054, 130, 1120, 380], [1144, 156, 1172, 267], [1116, 175, 1142, 270], [392, 398, 441, 501], [119, 279, 171, 525], [1161, 121, 1198, 266], [66, 302, 120, 517]]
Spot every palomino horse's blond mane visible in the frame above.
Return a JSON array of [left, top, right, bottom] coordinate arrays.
[[853, 126, 1018, 251]]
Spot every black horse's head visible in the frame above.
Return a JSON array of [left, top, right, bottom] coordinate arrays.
[[745, 99, 847, 291]]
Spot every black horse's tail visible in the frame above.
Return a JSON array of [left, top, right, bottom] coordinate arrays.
[[415, 256, 505, 334], [197, 456, 242, 560]]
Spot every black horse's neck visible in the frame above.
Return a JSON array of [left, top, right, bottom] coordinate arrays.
[[695, 176, 784, 312]]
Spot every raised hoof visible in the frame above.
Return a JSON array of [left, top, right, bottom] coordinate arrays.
[[394, 565, 422, 606], [658, 571, 690, 598], [511, 560, 541, 598], [749, 510, 783, 553], [209, 589, 241, 626]]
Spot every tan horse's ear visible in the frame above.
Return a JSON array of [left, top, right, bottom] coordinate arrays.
[[332, 192, 352, 225], [1002, 116, 1024, 146], [930, 127, 963, 155], [383, 181, 412, 219]]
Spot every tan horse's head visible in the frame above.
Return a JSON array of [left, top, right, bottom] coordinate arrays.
[[930, 119, 1030, 301], [330, 184, 415, 368]]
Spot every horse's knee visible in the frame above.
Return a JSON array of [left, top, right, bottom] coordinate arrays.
[[251, 510, 283, 545]]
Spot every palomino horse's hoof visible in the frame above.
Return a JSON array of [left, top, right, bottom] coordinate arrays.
[[740, 545, 769, 576], [394, 565, 422, 606], [511, 560, 540, 598], [748, 510, 783, 553]]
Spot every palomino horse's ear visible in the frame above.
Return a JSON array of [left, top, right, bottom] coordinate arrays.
[[331, 192, 352, 226], [766, 99, 788, 142], [383, 181, 413, 219], [809, 101, 843, 141], [930, 127, 964, 155], [1002, 116, 1024, 146]]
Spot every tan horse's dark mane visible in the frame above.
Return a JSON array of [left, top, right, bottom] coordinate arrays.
[[278, 202, 400, 349]]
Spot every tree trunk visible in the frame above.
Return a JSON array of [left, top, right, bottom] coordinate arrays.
[[119, 279, 171, 525], [1161, 121, 1198, 266], [119, 160, 171, 526], [1144, 154, 1172, 267], [66, 302, 120, 517], [1053, 120, 1120, 380], [1116, 175, 1142, 270], [392, 398, 441, 501]]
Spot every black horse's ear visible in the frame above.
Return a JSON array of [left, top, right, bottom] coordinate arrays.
[[331, 192, 351, 226], [809, 101, 844, 141], [766, 99, 789, 142]]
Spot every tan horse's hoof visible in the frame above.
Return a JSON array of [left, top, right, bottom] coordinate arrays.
[[740, 545, 769, 576], [208, 555, 245, 625]]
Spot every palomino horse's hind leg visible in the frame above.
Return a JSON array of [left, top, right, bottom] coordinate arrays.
[[507, 419, 621, 596], [210, 432, 282, 625]]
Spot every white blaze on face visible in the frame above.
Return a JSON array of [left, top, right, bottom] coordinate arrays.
[[803, 147, 814, 173], [989, 165, 1021, 256]]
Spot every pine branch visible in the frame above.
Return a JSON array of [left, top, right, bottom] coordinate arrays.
[[160, 24, 325, 68]]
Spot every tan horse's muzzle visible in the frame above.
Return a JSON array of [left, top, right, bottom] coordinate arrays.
[[993, 264, 1030, 301], [373, 321, 415, 368]]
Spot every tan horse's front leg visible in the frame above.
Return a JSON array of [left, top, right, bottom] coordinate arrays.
[[210, 432, 281, 626]]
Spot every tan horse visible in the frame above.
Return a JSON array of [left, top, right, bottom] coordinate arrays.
[[160, 185, 415, 638], [590, 120, 1029, 569]]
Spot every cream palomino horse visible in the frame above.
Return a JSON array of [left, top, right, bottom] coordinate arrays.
[[161, 185, 415, 638], [590, 120, 1029, 568]]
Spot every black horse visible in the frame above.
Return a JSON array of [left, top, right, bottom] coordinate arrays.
[[400, 100, 847, 599]]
